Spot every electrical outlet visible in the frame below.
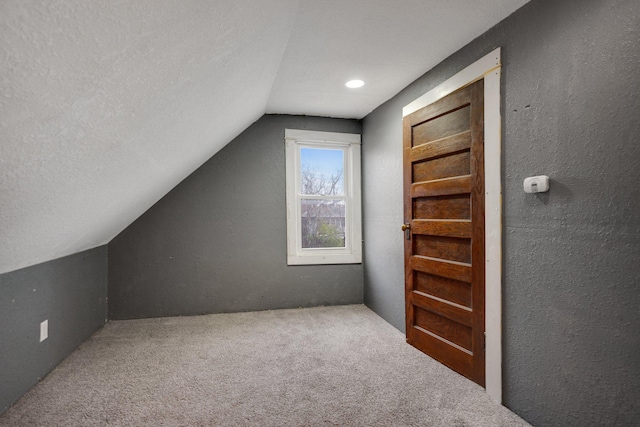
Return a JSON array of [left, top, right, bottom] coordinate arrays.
[[40, 320, 48, 342]]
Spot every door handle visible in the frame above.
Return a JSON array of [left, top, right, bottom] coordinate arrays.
[[402, 223, 411, 240]]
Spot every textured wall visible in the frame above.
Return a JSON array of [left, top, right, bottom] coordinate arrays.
[[362, 0, 640, 425], [0, 246, 108, 413], [109, 115, 363, 320]]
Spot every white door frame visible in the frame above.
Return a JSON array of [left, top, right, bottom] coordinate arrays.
[[403, 47, 503, 403]]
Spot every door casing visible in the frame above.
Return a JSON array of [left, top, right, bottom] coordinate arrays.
[[403, 47, 502, 403]]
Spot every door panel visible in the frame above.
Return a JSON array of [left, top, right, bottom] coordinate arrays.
[[413, 195, 470, 220], [413, 151, 471, 182], [413, 235, 471, 264], [412, 105, 471, 144], [414, 306, 472, 350], [403, 79, 485, 386], [414, 272, 471, 308]]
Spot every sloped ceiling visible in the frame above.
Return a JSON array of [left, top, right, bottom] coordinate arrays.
[[0, 0, 529, 274]]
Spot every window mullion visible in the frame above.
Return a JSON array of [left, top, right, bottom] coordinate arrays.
[[298, 195, 346, 200]]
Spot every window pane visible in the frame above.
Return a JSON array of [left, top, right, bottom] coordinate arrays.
[[300, 148, 344, 196], [301, 199, 346, 248]]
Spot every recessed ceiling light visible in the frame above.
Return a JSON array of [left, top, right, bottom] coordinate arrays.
[[345, 79, 365, 89]]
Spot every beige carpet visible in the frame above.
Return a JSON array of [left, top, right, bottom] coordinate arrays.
[[0, 305, 530, 426]]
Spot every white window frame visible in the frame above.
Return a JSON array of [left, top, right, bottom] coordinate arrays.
[[285, 129, 362, 265]]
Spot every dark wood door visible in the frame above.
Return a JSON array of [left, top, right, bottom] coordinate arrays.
[[403, 79, 485, 386]]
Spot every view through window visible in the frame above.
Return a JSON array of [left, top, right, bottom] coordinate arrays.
[[300, 147, 346, 248]]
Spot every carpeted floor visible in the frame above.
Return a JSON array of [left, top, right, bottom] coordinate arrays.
[[0, 305, 530, 426]]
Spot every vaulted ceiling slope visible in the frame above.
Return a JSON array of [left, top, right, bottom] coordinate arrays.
[[0, 0, 529, 274]]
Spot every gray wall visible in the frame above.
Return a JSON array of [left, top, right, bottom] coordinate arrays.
[[0, 246, 108, 413], [362, 0, 640, 426], [109, 115, 363, 320]]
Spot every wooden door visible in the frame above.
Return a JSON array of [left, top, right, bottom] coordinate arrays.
[[403, 79, 485, 386]]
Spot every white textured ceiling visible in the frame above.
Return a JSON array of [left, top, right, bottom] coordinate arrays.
[[0, 0, 529, 274]]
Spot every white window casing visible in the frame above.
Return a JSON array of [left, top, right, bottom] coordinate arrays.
[[285, 129, 362, 265]]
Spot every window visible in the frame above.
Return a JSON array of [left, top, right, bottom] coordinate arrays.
[[285, 129, 362, 265]]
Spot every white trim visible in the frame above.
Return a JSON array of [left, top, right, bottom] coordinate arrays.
[[285, 129, 361, 145], [403, 48, 501, 118], [285, 129, 362, 265], [483, 63, 502, 404], [402, 47, 503, 403]]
